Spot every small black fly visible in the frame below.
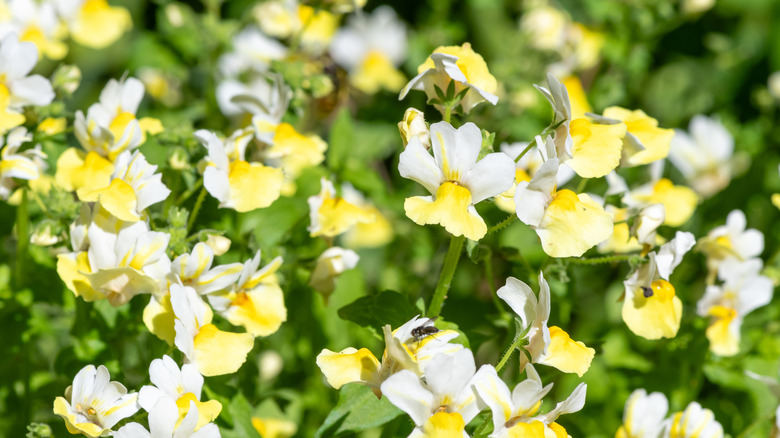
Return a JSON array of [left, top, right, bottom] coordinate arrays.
[[411, 318, 440, 343]]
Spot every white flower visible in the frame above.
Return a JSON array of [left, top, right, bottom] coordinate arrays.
[[0, 127, 45, 199], [218, 27, 287, 78], [0, 0, 68, 59], [53, 364, 139, 438], [398, 121, 515, 240], [668, 115, 734, 198], [170, 242, 244, 295], [116, 397, 221, 438], [667, 402, 724, 438], [698, 209, 764, 276], [616, 389, 669, 438], [0, 34, 54, 132]]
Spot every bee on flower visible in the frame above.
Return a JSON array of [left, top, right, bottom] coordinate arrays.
[[0, 34, 54, 134]]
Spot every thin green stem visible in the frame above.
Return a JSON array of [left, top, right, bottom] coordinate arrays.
[[443, 104, 452, 124], [514, 139, 536, 163], [176, 177, 204, 206], [427, 235, 465, 318], [488, 214, 517, 234], [187, 186, 208, 232], [568, 254, 643, 265], [483, 248, 508, 319], [15, 189, 29, 289], [576, 177, 588, 193], [495, 334, 523, 373]]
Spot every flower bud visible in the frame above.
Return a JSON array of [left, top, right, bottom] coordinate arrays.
[[398, 108, 430, 148], [204, 234, 231, 256]]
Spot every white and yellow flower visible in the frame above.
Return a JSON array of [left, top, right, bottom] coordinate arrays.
[[514, 135, 613, 257], [308, 178, 375, 238], [0, 34, 54, 133], [498, 272, 595, 376], [668, 115, 734, 198], [599, 204, 666, 254], [623, 177, 697, 228], [53, 364, 139, 438], [309, 246, 359, 297], [218, 27, 288, 78], [252, 416, 297, 438], [316, 315, 463, 396], [400, 43, 498, 114], [329, 6, 407, 94], [137, 355, 222, 431], [115, 397, 221, 438], [622, 231, 695, 340], [341, 183, 394, 248], [56, 0, 132, 49], [197, 128, 283, 212], [0, 127, 45, 200], [253, 0, 338, 53], [206, 250, 286, 337], [591, 107, 674, 167], [171, 283, 254, 377], [0, 0, 68, 59], [398, 121, 515, 241], [697, 209, 764, 279], [615, 389, 669, 438], [696, 258, 773, 356], [667, 402, 724, 438]]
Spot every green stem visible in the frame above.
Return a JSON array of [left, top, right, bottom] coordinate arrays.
[[176, 177, 204, 206], [15, 189, 29, 289], [488, 214, 517, 234], [576, 177, 588, 193], [427, 235, 465, 318], [187, 186, 208, 232], [471, 412, 493, 438], [568, 254, 643, 265], [495, 334, 523, 373], [443, 104, 452, 124], [514, 139, 537, 163]]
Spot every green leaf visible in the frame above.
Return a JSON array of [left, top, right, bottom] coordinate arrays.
[[327, 108, 354, 172], [446, 80, 456, 100], [337, 290, 418, 333], [434, 84, 447, 102], [220, 393, 262, 438], [314, 384, 402, 438], [466, 239, 481, 263]]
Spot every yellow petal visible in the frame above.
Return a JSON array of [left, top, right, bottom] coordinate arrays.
[[634, 179, 697, 227], [38, 117, 67, 135], [772, 194, 780, 210], [20, 25, 68, 60], [507, 420, 548, 438], [143, 294, 176, 345], [315, 347, 381, 389], [622, 279, 682, 340], [538, 326, 595, 377], [57, 252, 104, 302], [176, 393, 222, 430], [252, 417, 298, 438], [600, 222, 643, 254], [705, 305, 739, 357], [78, 178, 140, 222], [537, 190, 614, 257], [0, 84, 26, 134], [70, 0, 132, 49], [298, 5, 338, 47], [53, 397, 108, 438], [603, 107, 674, 166], [562, 76, 592, 120], [343, 206, 394, 248], [548, 422, 569, 438], [227, 160, 283, 212], [138, 117, 164, 135], [568, 118, 627, 178], [192, 323, 254, 376], [352, 51, 406, 94], [55, 148, 114, 192], [420, 43, 497, 95], [405, 181, 487, 240], [223, 285, 287, 337], [313, 197, 375, 238], [422, 412, 466, 438], [268, 123, 327, 178]]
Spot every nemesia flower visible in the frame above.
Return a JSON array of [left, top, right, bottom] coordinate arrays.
[[497, 272, 595, 376], [138, 67, 181, 107], [668, 115, 734, 198], [206, 250, 286, 337], [56, 0, 132, 49], [138, 355, 222, 431], [218, 27, 288, 78], [216, 74, 289, 120], [341, 184, 394, 248], [398, 107, 430, 149], [252, 417, 297, 438], [622, 231, 695, 340], [0, 127, 45, 200], [53, 364, 139, 438], [615, 389, 668, 438], [316, 315, 463, 397], [697, 209, 764, 279], [77, 150, 171, 222], [400, 43, 498, 114], [696, 258, 773, 356], [520, 6, 568, 51], [115, 398, 220, 438], [474, 364, 586, 438], [329, 6, 407, 94], [514, 135, 613, 257], [599, 204, 665, 254], [667, 402, 724, 438], [197, 129, 283, 212], [0, 0, 68, 59], [536, 73, 627, 178], [259, 122, 327, 195], [380, 349, 486, 437], [170, 242, 244, 295], [623, 177, 697, 228], [171, 283, 254, 377], [253, 0, 338, 53], [0, 34, 54, 133], [309, 246, 359, 296], [398, 121, 515, 241], [596, 107, 674, 167], [308, 178, 374, 238]]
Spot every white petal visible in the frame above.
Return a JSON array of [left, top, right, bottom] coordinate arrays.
[[462, 152, 516, 203], [497, 277, 537, 329], [381, 370, 435, 426], [398, 137, 444, 194]]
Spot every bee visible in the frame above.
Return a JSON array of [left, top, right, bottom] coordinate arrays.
[[411, 318, 440, 343]]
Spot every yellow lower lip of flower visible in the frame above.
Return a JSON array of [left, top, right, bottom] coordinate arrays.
[[538, 326, 595, 377], [422, 411, 466, 437], [71, 0, 132, 49], [352, 51, 406, 94], [706, 305, 739, 356], [143, 294, 176, 345], [313, 197, 374, 238], [0, 84, 26, 134], [21, 25, 68, 60], [223, 285, 287, 337], [78, 178, 141, 222], [176, 392, 222, 431], [568, 118, 627, 178], [404, 181, 487, 240], [53, 397, 108, 438], [537, 190, 613, 257], [316, 347, 381, 389], [636, 179, 698, 227], [269, 124, 327, 177], [55, 148, 114, 192], [506, 420, 547, 438], [192, 323, 254, 376], [622, 279, 682, 340], [227, 160, 283, 212]]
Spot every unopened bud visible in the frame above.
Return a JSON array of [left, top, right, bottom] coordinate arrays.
[[52, 64, 81, 96], [398, 108, 430, 148], [204, 234, 231, 256]]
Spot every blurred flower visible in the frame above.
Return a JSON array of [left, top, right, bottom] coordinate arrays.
[[316, 315, 463, 396], [57, 0, 131, 49], [498, 272, 595, 376], [514, 135, 613, 257], [474, 364, 586, 438], [0, 0, 68, 59], [616, 389, 669, 438], [330, 6, 407, 94], [622, 231, 695, 340], [115, 398, 220, 438], [207, 250, 286, 337], [30, 223, 60, 246], [380, 349, 485, 437], [197, 129, 283, 212], [253, 1, 338, 53], [598, 205, 665, 254], [138, 67, 182, 107], [341, 184, 394, 248], [308, 177, 374, 238], [520, 6, 568, 51], [668, 115, 734, 198], [682, 0, 715, 15], [51, 64, 82, 95], [398, 121, 515, 240], [309, 246, 359, 297], [400, 43, 498, 114], [697, 258, 773, 356], [623, 177, 698, 228], [53, 364, 139, 438], [204, 234, 231, 256], [769, 71, 780, 100], [697, 209, 764, 280], [252, 417, 297, 438], [260, 122, 326, 195], [171, 283, 254, 376], [668, 402, 724, 438], [218, 27, 288, 78], [138, 355, 222, 430], [398, 107, 430, 149], [38, 117, 67, 135], [0, 127, 45, 200], [0, 34, 54, 134]]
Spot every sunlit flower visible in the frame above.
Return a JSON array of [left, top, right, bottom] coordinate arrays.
[[514, 135, 613, 257], [253, 1, 338, 53], [308, 178, 375, 238], [316, 315, 463, 397], [330, 6, 407, 94], [623, 177, 697, 228], [115, 397, 220, 438], [474, 363, 586, 438], [398, 107, 430, 149], [171, 283, 254, 377], [197, 128, 283, 212], [400, 43, 498, 114], [498, 272, 595, 376], [0, 127, 45, 200], [622, 231, 695, 340], [57, 0, 132, 49], [380, 349, 486, 437], [0, 0, 68, 59], [309, 246, 359, 297], [53, 364, 139, 438], [520, 6, 568, 51], [668, 115, 734, 198], [597, 107, 674, 167], [696, 258, 773, 356], [170, 242, 244, 295], [0, 34, 54, 133], [697, 209, 764, 279], [398, 121, 515, 240], [667, 402, 724, 438], [138, 355, 222, 431], [615, 389, 669, 438], [599, 204, 666, 254]]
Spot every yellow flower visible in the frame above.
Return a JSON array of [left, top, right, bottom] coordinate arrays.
[[38, 117, 67, 135], [602, 107, 674, 166], [252, 417, 297, 438], [67, 0, 132, 49], [54, 148, 114, 192], [308, 178, 375, 238], [625, 178, 697, 227]]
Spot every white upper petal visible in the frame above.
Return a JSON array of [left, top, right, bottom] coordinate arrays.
[[398, 136, 444, 194], [381, 370, 435, 426], [462, 152, 516, 204]]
